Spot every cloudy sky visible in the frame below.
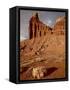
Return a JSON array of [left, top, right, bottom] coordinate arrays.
[[20, 10, 65, 41]]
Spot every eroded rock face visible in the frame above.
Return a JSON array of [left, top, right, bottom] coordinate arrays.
[[29, 13, 52, 39], [29, 13, 65, 40], [20, 14, 66, 80], [53, 17, 65, 35], [32, 66, 47, 79]]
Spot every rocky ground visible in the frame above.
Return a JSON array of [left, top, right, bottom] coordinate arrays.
[[20, 34, 65, 80]]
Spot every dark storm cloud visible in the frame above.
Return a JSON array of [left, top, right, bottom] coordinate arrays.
[[20, 10, 65, 40]]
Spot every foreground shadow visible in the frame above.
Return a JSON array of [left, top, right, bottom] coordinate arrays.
[[45, 67, 58, 76]]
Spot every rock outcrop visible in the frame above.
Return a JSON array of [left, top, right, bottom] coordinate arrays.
[[53, 16, 65, 35], [29, 13, 52, 39]]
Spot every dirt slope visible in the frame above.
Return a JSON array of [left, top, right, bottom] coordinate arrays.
[[20, 34, 65, 80]]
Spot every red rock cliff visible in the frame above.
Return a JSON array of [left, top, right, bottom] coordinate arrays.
[[29, 13, 52, 39]]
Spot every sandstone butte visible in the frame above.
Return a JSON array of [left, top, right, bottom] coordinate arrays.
[[20, 13, 66, 80]]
